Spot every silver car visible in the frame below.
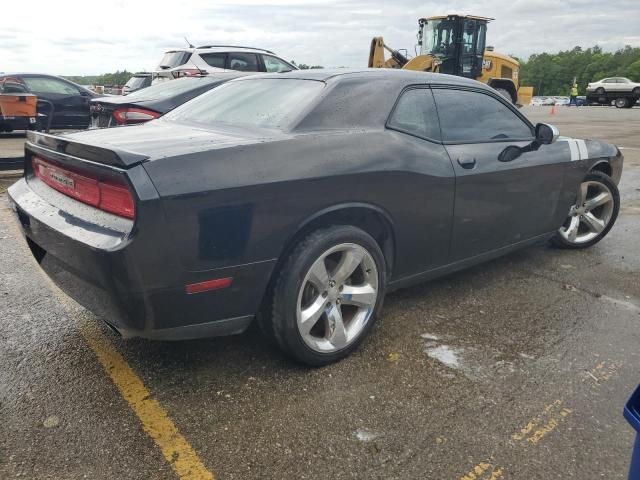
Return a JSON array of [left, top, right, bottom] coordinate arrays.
[[587, 77, 640, 95]]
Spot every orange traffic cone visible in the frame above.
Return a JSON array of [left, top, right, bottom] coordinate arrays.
[[550, 105, 556, 115]]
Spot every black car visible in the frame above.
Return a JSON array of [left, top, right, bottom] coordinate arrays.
[[89, 73, 249, 128], [8, 70, 623, 366], [0, 73, 97, 129]]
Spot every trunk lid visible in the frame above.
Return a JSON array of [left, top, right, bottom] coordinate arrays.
[[49, 119, 287, 161]]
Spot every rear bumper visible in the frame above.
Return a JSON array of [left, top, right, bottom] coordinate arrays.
[[7, 177, 275, 340]]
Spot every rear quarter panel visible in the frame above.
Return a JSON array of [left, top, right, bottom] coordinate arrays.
[[143, 130, 456, 281]]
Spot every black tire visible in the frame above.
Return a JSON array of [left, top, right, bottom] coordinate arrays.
[[615, 97, 628, 108], [550, 171, 619, 249], [596, 87, 605, 95], [632, 87, 640, 96], [267, 225, 386, 366]]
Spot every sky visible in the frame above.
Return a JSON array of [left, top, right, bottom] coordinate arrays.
[[1, 0, 639, 76]]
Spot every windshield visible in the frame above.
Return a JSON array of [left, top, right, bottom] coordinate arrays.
[[164, 78, 325, 130], [422, 19, 456, 56], [158, 51, 191, 69], [125, 76, 149, 89], [125, 77, 215, 100]]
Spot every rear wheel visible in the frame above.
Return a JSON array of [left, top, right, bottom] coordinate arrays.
[[268, 226, 386, 366], [596, 87, 605, 95], [550, 171, 619, 249], [615, 97, 629, 108]]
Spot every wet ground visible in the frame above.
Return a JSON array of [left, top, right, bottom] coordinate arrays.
[[1, 106, 639, 479]]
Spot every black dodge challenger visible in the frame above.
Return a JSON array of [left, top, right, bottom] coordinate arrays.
[[8, 69, 623, 365]]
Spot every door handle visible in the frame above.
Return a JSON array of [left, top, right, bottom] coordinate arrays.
[[457, 157, 476, 169]]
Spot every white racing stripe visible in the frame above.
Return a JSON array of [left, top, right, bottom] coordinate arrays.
[[559, 138, 588, 161], [576, 139, 589, 160]]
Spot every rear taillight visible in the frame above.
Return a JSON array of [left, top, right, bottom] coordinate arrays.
[[112, 107, 161, 125], [33, 156, 135, 219]]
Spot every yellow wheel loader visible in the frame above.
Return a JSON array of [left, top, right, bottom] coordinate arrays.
[[368, 14, 533, 106]]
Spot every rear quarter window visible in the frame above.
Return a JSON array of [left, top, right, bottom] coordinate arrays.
[[387, 88, 441, 141]]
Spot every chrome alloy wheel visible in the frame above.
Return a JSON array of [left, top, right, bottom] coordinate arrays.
[[296, 243, 379, 353], [559, 180, 615, 244]]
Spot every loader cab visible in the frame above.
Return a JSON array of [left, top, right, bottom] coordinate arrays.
[[418, 15, 489, 79]]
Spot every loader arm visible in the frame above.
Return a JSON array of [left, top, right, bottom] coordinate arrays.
[[368, 37, 408, 69]]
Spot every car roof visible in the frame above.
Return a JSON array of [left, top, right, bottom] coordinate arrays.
[[165, 46, 276, 55], [0, 73, 68, 78], [238, 68, 485, 88]]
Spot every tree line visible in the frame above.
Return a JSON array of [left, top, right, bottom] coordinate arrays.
[[519, 45, 640, 96], [64, 70, 135, 87]]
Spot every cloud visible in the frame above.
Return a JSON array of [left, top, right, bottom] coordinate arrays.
[[1, 0, 638, 75]]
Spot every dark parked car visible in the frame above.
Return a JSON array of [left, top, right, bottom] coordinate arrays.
[[122, 73, 152, 95], [625, 385, 640, 479], [0, 73, 97, 129], [8, 70, 623, 365], [90, 73, 248, 128]]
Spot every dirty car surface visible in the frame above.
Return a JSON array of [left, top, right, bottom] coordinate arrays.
[[7, 69, 624, 365]]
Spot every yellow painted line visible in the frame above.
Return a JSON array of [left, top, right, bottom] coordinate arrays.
[[583, 360, 622, 385], [81, 324, 214, 480], [459, 462, 504, 480], [0, 208, 215, 480], [512, 399, 571, 446]]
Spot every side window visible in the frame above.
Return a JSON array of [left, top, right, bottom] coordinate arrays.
[[22, 77, 79, 95], [262, 55, 294, 73], [387, 88, 440, 141], [227, 53, 259, 72], [433, 89, 532, 143], [200, 53, 226, 69]]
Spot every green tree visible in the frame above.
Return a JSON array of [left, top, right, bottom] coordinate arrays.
[[519, 45, 640, 95]]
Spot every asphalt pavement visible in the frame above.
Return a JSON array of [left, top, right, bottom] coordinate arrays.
[[1, 105, 639, 479]]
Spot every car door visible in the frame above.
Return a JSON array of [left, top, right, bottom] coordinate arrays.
[[226, 52, 262, 72], [21, 75, 90, 128], [615, 78, 631, 92], [261, 54, 296, 73], [603, 78, 618, 92], [386, 87, 455, 273], [432, 87, 566, 262]]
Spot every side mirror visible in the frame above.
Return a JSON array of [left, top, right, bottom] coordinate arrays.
[[535, 123, 559, 145]]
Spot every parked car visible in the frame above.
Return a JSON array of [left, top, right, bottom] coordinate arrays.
[[122, 73, 152, 95], [8, 70, 623, 366], [625, 385, 640, 479], [90, 72, 249, 128], [152, 45, 296, 84], [587, 77, 640, 95], [0, 73, 97, 129]]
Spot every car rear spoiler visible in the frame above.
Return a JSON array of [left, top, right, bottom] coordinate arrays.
[[26, 131, 149, 168]]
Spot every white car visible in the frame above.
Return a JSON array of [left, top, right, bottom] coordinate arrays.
[[587, 77, 640, 95], [530, 96, 546, 106], [152, 45, 297, 84]]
